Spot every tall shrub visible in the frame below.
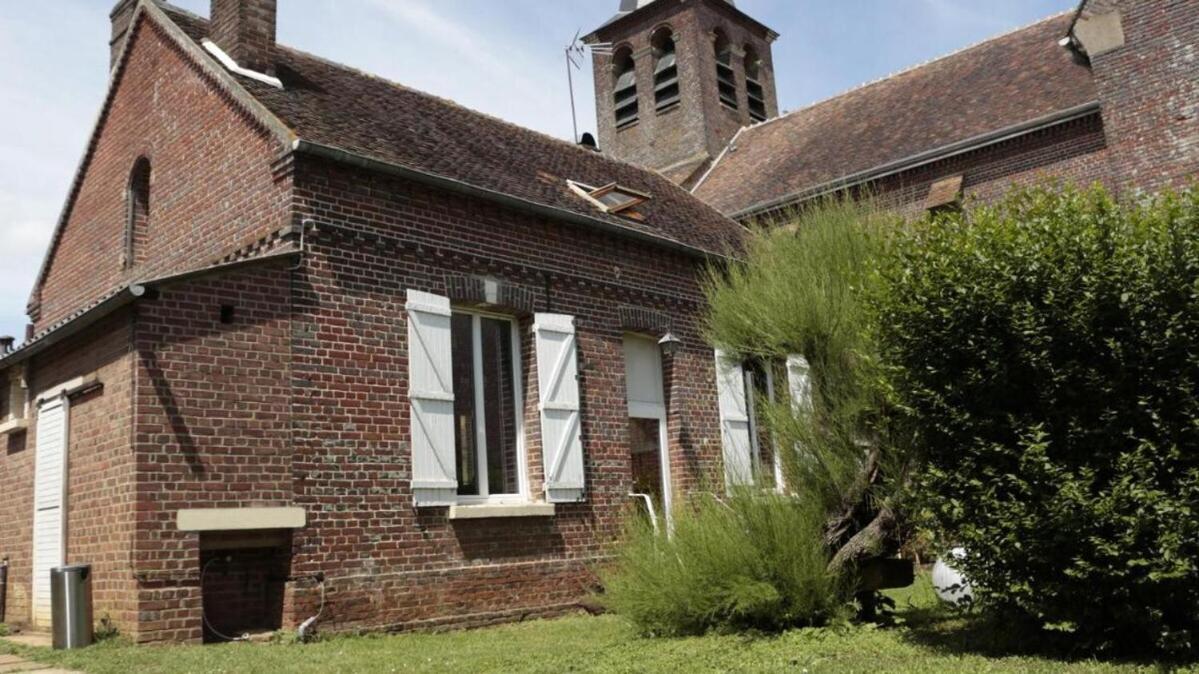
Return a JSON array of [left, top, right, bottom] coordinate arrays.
[[600, 492, 846, 635], [704, 198, 906, 522], [601, 199, 904, 635], [875, 185, 1199, 653]]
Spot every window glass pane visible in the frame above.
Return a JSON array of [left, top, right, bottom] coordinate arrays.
[[745, 360, 775, 485], [480, 318, 519, 495], [451, 314, 479, 496]]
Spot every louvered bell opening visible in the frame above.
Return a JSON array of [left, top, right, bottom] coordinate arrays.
[[614, 68, 639, 128], [654, 58, 680, 110], [652, 38, 679, 111], [716, 56, 738, 110], [747, 78, 766, 122]]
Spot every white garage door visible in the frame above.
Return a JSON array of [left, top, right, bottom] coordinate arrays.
[[31, 396, 67, 626]]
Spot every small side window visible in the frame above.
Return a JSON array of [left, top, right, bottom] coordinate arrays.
[[1, 368, 29, 433], [124, 158, 151, 269]]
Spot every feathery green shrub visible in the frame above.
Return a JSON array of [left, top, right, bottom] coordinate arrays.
[[600, 492, 847, 636]]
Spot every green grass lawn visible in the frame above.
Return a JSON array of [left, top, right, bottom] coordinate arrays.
[[2, 576, 1193, 673]]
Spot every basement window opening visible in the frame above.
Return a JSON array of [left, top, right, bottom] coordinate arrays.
[[566, 181, 651, 221]]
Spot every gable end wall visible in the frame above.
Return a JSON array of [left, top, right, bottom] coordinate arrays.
[[34, 14, 290, 332]]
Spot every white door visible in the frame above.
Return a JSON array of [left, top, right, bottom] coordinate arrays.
[[31, 395, 68, 626]]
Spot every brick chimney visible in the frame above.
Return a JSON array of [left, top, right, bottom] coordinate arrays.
[[109, 0, 139, 69], [210, 0, 277, 75]]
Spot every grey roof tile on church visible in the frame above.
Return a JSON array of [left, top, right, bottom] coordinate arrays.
[[162, 5, 746, 259], [692, 13, 1097, 217]]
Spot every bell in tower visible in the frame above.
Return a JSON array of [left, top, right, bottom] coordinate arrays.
[[583, 0, 779, 187]]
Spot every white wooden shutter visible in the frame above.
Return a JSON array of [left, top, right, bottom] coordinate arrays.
[[406, 290, 458, 506], [785, 354, 815, 485], [715, 349, 753, 487], [786, 355, 812, 413], [534, 314, 585, 503], [31, 395, 68, 626]]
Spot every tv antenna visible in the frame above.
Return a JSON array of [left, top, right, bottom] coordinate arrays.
[[565, 29, 613, 144]]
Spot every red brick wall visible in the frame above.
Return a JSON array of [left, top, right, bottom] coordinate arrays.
[[0, 313, 137, 633], [0, 398, 34, 625], [284, 156, 724, 634], [131, 264, 293, 643], [33, 15, 289, 331], [1082, 0, 1199, 194]]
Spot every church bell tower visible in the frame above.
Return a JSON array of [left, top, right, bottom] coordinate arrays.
[[584, 0, 779, 186]]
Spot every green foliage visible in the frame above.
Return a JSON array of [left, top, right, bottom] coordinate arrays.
[[599, 492, 848, 636], [703, 198, 908, 510], [874, 184, 1199, 654], [0, 579, 1183, 673]]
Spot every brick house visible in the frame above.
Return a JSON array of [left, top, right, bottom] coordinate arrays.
[[0, 0, 1195, 644]]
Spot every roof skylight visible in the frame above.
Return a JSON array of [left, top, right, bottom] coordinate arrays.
[[567, 181, 651, 221]]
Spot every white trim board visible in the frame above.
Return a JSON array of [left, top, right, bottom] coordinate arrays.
[[177, 507, 305, 531], [201, 39, 284, 89]]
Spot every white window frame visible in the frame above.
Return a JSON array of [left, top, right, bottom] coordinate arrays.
[[452, 307, 529, 505]]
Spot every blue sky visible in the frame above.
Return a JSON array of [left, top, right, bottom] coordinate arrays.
[[0, 0, 1072, 341]]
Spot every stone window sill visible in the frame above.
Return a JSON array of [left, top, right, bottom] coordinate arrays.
[[448, 503, 556, 520], [177, 506, 306, 531]]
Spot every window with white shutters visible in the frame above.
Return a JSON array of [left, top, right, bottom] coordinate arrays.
[[786, 355, 812, 413], [715, 349, 754, 487], [534, 314, 586, 503], [407, 290, 459, 506], [450, 310, 525, 502]]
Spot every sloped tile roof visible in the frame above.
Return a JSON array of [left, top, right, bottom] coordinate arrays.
[[162, 6, 744, 258], [693, 13, 1097, 216]]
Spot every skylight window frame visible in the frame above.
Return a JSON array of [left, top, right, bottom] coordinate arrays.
[[566, 180, 652, 221]]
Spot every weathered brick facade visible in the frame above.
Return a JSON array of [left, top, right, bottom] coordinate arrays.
[[1074, 0, 1199, 195], [29, 11, 289, 330], [0, 0, 1194, 645]]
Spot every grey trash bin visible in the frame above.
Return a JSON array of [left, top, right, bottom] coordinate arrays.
[[50, 564, 93, 649]]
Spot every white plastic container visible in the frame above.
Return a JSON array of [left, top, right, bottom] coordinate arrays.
[[931, 547, 973, 605]]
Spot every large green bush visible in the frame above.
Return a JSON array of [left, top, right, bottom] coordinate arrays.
[[875, 185, 1199, 653], [600, 492, 847, 636]]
